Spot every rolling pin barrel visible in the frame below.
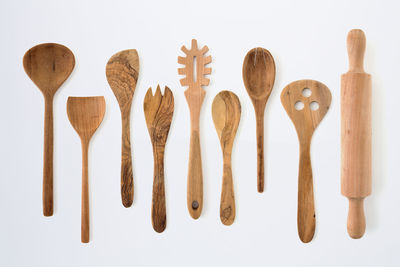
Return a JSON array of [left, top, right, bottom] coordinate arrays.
[[341, 29, 371, 239]]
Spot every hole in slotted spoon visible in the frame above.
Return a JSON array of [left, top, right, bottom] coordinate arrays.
[[310, 101, 319, 110], [302, 88, 312, 97], [295, 101, 304, 110]]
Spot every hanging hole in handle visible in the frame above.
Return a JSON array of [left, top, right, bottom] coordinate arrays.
[[294, 101, 304, 110], [192, 200, 199, 210], [310, 101, 319, 111], [302, 88, 312, 97]]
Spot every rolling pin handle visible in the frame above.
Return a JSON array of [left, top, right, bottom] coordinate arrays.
[[347, 29, 366, 73], [347, 197, 366, 239]]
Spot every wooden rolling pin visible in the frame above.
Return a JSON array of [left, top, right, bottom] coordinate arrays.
[[341, 29, 371, 239]]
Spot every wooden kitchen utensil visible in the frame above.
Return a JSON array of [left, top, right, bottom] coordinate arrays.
[[178, 39, 212, 219], [341, 29, 371, 239], [144, 85, 174, 233], [106, 49, 139, 208], [23, 43, 75, 216], [281, 80, 331, 243], [67, 96, 105, 243], [242, 48, 275, 193], [212, 91, 241, 226]]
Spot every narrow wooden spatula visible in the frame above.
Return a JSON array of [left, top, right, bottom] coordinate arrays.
[[212, 91, 241, 225], [23, 43, 75, 216], [67, 96, 105, 243], [281, 80, 331, 243], [144, 85, 174, 233], [106, 49, 139, 207]]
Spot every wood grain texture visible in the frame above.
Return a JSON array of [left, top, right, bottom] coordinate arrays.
[[23, 43, 75, 216], [242, 48, 275, 193], [281, 80, 331, 243], [178, 39, 211, 219], [341, 29, 371, 239], [144, 85, 174, 233], [212, 91, 241, 226], [106, 49, 139, 208], [67, 96, 105, 243]]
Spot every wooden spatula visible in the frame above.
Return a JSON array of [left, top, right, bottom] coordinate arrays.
[[23, 43, 75, 216], [178, 39, 212, 219], [144, 85, 174, 233], [67, 96, 105, 243], [242, 48, 275, 193], [281, 80, 331, 243], [106, 49, 139, 208], [212, 91, 241, 225]]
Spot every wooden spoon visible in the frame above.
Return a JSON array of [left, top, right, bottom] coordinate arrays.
[[242, 48, 275, 193], [178, 39, 212, 219], [67, 96, 105, 243], [281, 80, 331, 243], [106, 49, 139, 208], [23, 43, 75, 216], [144, 85, 174, 233], [212, 91, 241, 225]]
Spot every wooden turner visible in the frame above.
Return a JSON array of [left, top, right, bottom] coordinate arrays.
[[212, 91, 241, 225], [144, 85, 174, 233], [67, 96, 105, 243], [178, 39, 212, 219], [106, 49, 139, 208], [281, 80, 331, 243], [23, 43, 75, 216]]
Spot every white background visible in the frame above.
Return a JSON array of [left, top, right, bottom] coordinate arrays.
[[0, 0, 397, 266]]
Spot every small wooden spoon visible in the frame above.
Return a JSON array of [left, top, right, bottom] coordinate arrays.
[[23, 43, 75, 216], [212, 91, 241, 225], [67, 96, 105, 243], [242, 48, 275, 193], [144, 85, 174, 233], [106, 49, 139, 208], [281, 80, 331, 243]]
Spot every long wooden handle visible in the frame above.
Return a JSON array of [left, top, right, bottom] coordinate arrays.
[[81, 141, 90, 243], [151, 146, 166, 233], [43, 96, 54, 216], [347, 197, 366, 239], [255, 108, 265, 193], [220, 155, 235, 225], [347, 29, 366, 73], [297, 143, 315, 243], [187, 127, 203, 219], [121, 115, 133, 208]]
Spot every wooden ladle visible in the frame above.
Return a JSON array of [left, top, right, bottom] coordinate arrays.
[[242, 48, 275, 193], [23, 43, 75, 216], [106, 49, 139, 208], [212, 91, 241, 225], [281, 80, 331, 243], [144, 85, 174, 233], [67, 96, 105, 243]]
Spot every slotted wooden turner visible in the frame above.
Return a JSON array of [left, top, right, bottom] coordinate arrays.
[[281, 80, 331, 243]]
